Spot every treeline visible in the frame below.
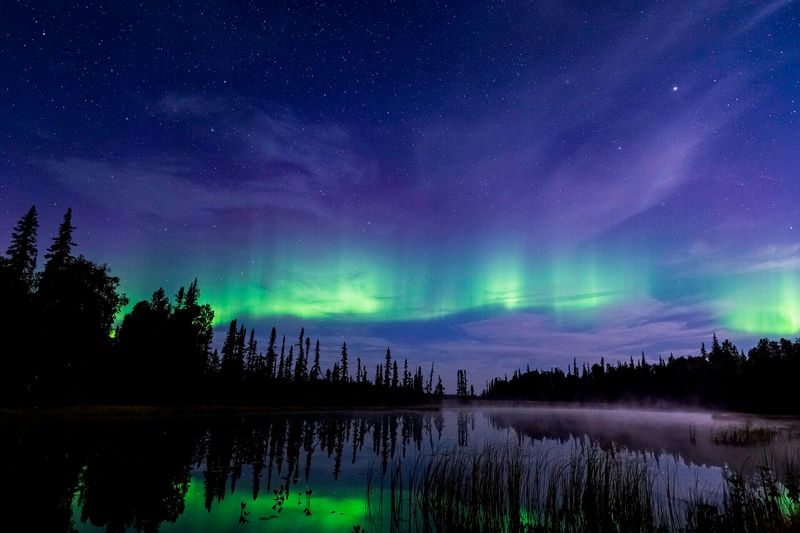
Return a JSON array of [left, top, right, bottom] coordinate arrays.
[[0, 206, 443, 406], [483, 334, 800, 413]]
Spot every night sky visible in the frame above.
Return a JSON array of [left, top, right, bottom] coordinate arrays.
[[2, 1, 799, 386]]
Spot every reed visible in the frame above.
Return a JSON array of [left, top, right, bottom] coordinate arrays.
[[366, 442, 800, 532], [713, 423, 776, 446]]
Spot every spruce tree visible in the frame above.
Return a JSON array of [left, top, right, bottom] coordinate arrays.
[[284, 346, 294, 382], [293, 338, 307, 382], [340, 342, 349, 383], [434, 376, 445, 396], [44, 208, 76, 271], [265, 327, 277, 379], [220, 320, 239, 378], [4, 205, 38, 288], [277, 335, 286, 380], [384, 348, 392, 386], [246, 328, 257, 374], [296, 328, 305, 377], [310, 339, 321, 381]]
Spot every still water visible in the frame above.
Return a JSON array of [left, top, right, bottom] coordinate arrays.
[[3, 403, 799, 531]]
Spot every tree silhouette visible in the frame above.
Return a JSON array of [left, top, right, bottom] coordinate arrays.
[[43, 207, 76, 272], [221, 320, 242, 380], [0, 206, 438, 407], [384, 348, 392, 387], [33, 209, 127, 402], [265, 327, 277, 380], [4, 205, 38, 289], [310, 340, 321, 381], [0, 206, 39, 401], [340, 342, 349, 383]]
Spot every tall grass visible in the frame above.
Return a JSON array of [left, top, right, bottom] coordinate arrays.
[[713, 423, 776, 446], [366, 442, 800, 532]]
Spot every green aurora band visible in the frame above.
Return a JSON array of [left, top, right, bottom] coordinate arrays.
[[199, 248, 652, 323], [116, 241, 800, 337]]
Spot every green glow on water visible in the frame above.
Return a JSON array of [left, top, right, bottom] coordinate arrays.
[[73, 476, 367, 533]]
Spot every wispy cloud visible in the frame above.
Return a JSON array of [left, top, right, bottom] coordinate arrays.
[[39, 97, 377, 225], [409, 3, 763, 245], [40, 157, 340, 223]]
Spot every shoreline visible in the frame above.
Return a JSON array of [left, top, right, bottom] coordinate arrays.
[[2, 398, 798, 422]]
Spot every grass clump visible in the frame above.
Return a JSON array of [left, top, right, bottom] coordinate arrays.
[[367, 442, 800, 532], [713, 423, 776, 446]]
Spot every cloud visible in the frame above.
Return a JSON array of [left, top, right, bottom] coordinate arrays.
[[40, 157, 339, 223], [38, 98, 378, 225], [158, 94, 376, 190], [735, 0, 796, 36], [409, 3, 760, 245], [675, 242, 800, 276]]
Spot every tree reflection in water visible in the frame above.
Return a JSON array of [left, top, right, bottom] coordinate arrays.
[[0, 410, 448, 532]]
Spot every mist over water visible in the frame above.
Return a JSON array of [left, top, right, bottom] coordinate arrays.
[[4, 404, 798, 532]]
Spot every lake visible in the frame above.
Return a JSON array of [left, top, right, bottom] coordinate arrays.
[[3, 403, 799, 531]]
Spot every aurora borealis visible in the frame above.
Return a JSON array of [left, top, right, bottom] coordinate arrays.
[[2, 1, 800, 384]]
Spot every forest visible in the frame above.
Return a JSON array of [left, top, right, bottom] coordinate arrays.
[[483, 334, 800, 413], [0, 206, 442, 406], [3, 205, 800, 413]]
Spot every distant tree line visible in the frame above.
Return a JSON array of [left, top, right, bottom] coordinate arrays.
[[483, 334, 800, 413], [454, 369, 474, 399], [0, 206, 444, 406]]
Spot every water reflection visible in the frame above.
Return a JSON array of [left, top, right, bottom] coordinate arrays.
[[1, 406, 798, 532], [483, 405, 800, 475]]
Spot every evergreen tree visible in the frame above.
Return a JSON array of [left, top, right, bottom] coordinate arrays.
[[434, 376, 445, 396], [305, 337, 311, 370], [392, 361, 399, 388], [220, 320, 241, 378], [34, 209, 127, 401], [236, 324, 246, 373], [294, 328, 305, 381], [277, 335, 286, 381], [310, 340, 321, 381], [265, 327, 277, 379], [340, 342, 349, 383], [207, 349, 220, 374], [184, 278, 199, 308], [284, 346, 294, 382], [384, 348, 392, 386], [0, 206, 39, 400], [246, 328, 257, 374], [43, 208, 75, 271], [4, 205, 38, 288]]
